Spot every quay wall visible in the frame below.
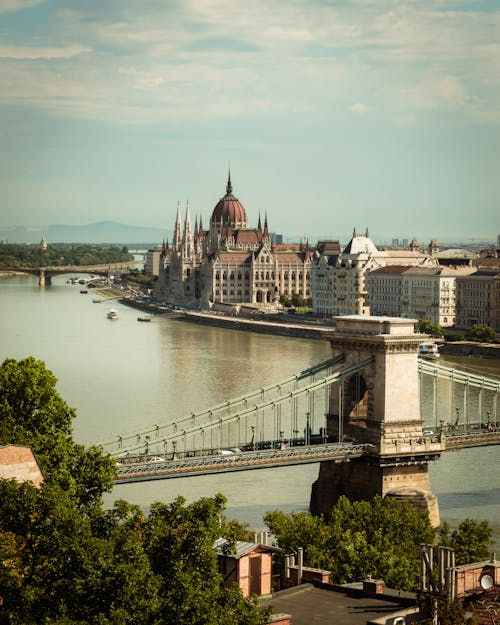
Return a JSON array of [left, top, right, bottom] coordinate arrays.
[[439, 341, 500, 359], [178, 311, 333, 340]]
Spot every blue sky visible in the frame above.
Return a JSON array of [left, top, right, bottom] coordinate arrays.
[[1, 0, 499, 243]]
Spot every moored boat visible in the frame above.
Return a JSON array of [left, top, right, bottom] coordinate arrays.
[[418, 342, 440, 359], [107, 309, 119, 320]]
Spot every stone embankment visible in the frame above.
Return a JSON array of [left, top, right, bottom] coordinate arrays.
[[93, 286, 500, 352], [439, 341, 500, 360]]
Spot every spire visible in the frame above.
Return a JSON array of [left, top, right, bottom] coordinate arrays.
[[353, 227, 357, 237], [258, 212, 262, 231], [365, 227, 369, 238], [263, 212, 269, 238], [226, 168, 232, 195], [199, 215, 203, 230], [194, 215, 198, 238], [173, 201, 183, 253]]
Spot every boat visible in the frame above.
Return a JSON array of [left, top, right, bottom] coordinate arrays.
[[80, 289, 88, 294], [418, 342, 440, 360], [107, 309, 119, 320], [137, 316, 152, 322], [92, 298, 101, 303]]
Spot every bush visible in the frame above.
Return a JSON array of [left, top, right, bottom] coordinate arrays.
[[465, 323, 496, 343]]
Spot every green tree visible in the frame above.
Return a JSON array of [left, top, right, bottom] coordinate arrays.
[[0, 357, 115, 510], [415, 318, 443, 337], [143, 494, 270, 625], [265, 495, 436, 591], [439, 519, 492, 566], [0, 481, 162, 625], [465, 323, 496, 343], [279, 293, 291, 308]]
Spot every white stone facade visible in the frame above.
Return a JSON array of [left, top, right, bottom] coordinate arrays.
[[154, 175, 312, 309]]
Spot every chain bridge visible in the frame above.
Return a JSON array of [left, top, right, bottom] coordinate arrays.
[[103, 321, 500, 509]]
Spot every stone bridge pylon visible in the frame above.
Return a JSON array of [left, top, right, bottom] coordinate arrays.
[[310, 316, 441, 526]]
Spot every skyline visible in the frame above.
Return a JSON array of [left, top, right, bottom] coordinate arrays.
[[1, 0, 499, 242]]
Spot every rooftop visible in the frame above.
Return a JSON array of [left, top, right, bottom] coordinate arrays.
[[261, 583, 416, 625]]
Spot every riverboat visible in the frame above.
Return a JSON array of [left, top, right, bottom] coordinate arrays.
[[107, 309, 119, 320], [418, 342, 440, 360], [137, 316, 152, 322]]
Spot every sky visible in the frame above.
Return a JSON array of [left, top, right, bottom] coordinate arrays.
[[1, 0, 499, 244]]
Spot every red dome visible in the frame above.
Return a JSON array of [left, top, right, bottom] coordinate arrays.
[[211, 173, 248, 227]]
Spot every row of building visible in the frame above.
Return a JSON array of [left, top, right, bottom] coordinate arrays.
[[151, 174, 499, 331]]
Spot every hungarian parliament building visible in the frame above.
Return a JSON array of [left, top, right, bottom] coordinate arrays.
[[154, 173, 314, 310]]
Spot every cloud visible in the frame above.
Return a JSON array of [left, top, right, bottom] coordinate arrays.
[[0, 44, 91, 60], [0, 0, 45, 15], [349, 102, 368, 114], [0, 1, 499, 124]]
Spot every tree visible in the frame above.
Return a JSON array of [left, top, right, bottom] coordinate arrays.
[[0, 357, 115, 510], [465, 323, 496, 343], [439, 519, 492, 565], [143, 494, 270, 625], [265, 496, 436, 591], [415, 318, 443, 337], [279, 293, 291, 308]]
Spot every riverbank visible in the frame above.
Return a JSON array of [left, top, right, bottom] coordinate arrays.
[[95, 285, 500, 353], [440, 341, 500, 359]]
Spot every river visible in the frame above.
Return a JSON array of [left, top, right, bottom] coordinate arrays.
[[1, 272, 499, 547]]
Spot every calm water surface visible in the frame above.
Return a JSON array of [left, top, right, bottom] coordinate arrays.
[[1, 273, 499, 546]]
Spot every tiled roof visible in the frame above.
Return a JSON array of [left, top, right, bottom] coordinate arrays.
[[0, 445, 44, 486]]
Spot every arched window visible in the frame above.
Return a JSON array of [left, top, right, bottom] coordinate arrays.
[[223, 271, 227, 280]]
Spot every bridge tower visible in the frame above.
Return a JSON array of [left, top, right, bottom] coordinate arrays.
[[310, 315, 441, 526]]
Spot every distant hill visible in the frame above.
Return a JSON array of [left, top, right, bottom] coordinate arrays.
[[0, 221, 170, 246]]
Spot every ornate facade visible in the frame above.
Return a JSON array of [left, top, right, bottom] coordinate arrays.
[[154, 174, 312, 309]]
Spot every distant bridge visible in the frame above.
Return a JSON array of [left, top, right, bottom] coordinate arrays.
[[103, 356, 500, 483], [0, 263, 134, 286]]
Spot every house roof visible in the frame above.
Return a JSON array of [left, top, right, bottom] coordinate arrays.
[[260, 583, 417, 625], [214, 538, 280, 559], [0, 445, 44, 487]]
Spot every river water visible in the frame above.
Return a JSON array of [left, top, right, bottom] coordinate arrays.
[[1, 273, 499, 547]]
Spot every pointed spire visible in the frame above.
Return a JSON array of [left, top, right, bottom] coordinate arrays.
[[263, 212, 269, 238], [199, 215, 203, 230], [258, 212, 262, 231], [365, 227, 369, 238], [194, 215, 198, 238], [226, 168, 232, 195], [353, 227, 357, 237]]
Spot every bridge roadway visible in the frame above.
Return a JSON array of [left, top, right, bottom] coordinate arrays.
[[114, 442, 370, 483], [114, 425, 500, 483]]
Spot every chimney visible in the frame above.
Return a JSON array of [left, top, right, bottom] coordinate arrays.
[[363, 578, 384, 594]]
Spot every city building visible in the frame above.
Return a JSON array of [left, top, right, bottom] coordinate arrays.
[[310, 231, 437, 317], [144, 246, 162, 277], [455, 270, 500, 330], [154, 173, 312, 309]]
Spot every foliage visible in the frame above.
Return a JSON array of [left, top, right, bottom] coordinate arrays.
[[0, 486, 270, 625], [120, 268, 156, 289], [415, 318, 443, 337], [0, 357, 115, 510], [465, 323, 496, 343], [438, 519, 492, 565], [265, 495, 436, 591], [279, 293, 291, 308], [0, 243, 133, 268]]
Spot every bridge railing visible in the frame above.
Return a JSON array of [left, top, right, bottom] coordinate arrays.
[[100, 355, 346, 454], [105, 356, 374, 460]]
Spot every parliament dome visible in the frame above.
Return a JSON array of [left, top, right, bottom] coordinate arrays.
[[211, 173, 248, 227]]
